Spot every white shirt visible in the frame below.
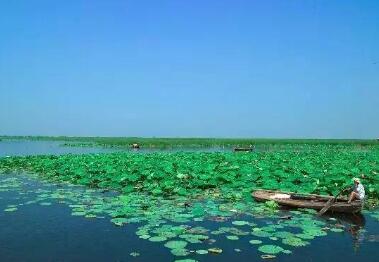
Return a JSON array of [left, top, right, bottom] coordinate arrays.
[[354, 183, 365, 200]]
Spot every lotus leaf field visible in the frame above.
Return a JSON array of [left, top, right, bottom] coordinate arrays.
[[0, 142, 379, 261], [1, 146, 379, 199]]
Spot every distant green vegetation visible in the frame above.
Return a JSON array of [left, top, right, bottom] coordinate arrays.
[[1, 135, 378, 148]]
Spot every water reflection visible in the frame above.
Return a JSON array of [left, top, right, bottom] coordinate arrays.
[[324, 213, 366, 251]]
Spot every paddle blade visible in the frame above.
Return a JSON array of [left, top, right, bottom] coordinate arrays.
[[318, 198, 334, 216]]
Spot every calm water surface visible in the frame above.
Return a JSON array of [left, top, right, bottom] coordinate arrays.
[[0, 140, 232, 157], [0, 140, 122, 157]]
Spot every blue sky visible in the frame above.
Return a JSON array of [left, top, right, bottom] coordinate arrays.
[[1, 0, 378, 138]]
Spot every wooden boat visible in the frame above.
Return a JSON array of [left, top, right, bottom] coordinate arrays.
[[234, 147, 253, 152], [252, 190, 363, 213]]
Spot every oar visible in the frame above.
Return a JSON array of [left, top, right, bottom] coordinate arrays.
[[318, 187, 348, 216]]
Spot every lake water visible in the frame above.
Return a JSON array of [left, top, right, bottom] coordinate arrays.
[[0, 173, 378, 262], [0, 140, 122, 157], [0, 140, 233, 157], [0, 141, 378, 261]]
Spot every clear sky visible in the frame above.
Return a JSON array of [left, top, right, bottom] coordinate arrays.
[[1, 0, 378, 138]]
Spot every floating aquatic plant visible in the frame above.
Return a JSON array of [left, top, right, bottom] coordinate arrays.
[[164, 241, 188, 250], [258, 245, 285, 254], [195, 249, 208, 255], [330, 228, 344, 233], [232, 220, 249, 226], [4, 207, 17, 212], [282, 237, 309, 247], [148, 236, 167, 242], [170, 248, 190, 256], [129, 252, 140, 257]]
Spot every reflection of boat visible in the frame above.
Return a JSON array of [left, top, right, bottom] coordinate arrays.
[[324, 212, 366, 226], [252, 190, 363, 214], [325, 212, 366, 251]]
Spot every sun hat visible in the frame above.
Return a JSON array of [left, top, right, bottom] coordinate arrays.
[[352, 177, 361, 183]]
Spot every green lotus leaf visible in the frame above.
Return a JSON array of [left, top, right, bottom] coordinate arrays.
[[71, 211, 86, 216], [269, 237, 278, 241], [149, 236, 167, 242], [258, 245, 284, 254], [232, 220, 249, 226], [130, 252, 140, 257], [295, 233, 315, 240], [4, 207, 17, 212], [330, 228, 344, 233], [110, 217, 128, 225], [195, 249, 208, 255], [164, 240, 188, 249], [226, 235, 239, 240], [303, 228, 327, 237], [170, 248, 189, 256], [249, 239, 263, 245], [282, 237, 309, 247], [251, 230, 272, 238], [274, 231, 296, 239]]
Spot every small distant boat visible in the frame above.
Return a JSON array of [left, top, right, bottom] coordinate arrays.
[[233, 147, 254, 152], [252, 190, 363, 214], [131, 143, 140, 149]]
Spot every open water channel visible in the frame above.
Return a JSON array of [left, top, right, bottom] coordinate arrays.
[[0, 140, 378, 262]]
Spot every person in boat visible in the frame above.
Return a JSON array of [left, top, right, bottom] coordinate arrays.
[[131, 143, 140, 149], [347, 178, 365, 203]]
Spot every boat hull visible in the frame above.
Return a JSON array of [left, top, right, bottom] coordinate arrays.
[[233, 148, 253, 152], [252, 190, 362, 214]]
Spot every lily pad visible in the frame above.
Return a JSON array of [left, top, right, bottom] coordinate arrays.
[[330, 228, 344, 233], [232, 220, 249, 226], [130, 252, 140, 257], [149, 236, 167, 242], [164, 240, 188, 249], [4, 207, 17, 212], [282, 237, 309, 247], [258, 245, 284, 254], [195, 249, 208, 255], [171, 248, 189, 256]]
